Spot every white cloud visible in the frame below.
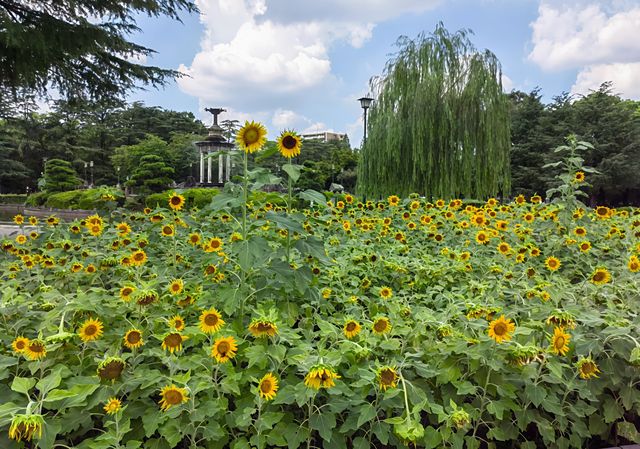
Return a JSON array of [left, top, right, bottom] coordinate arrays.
[[178, 0, 440, 112], [528, 1, 640, 71], [571, 62, 640, 99], [501, 74, 514, 92], [302, 122, 333, 134]]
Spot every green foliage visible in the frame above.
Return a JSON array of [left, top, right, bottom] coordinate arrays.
[[145, 188, 220, 209], [0, 0, 197, 100], [43, 159, 82, 193], [0, 194, 26, 204], [24, 192, 47, 206], [128, 154, 174, 194], [359, 23, 511, 199]]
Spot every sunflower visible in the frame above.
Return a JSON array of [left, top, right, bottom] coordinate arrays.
[[8, 414, 44, 442], [13, 214, 24, 225], [257, 372, 279, 400], [11, 336, 29, 354], [488, 315, 515, 344], [379, 286, 393, 300], [574, 171, 585, 182], [590, 268, 611, 285], [135, 289, 159, 306], [162, 333, 187, 353], [119, 286, 136, 301], [549, 327, 570, 356], [168, 192, 185, 211], [497, 242, 511, 255], [71, 262, 84, 273], [159, 385, 189, 411], [168, 279, 184, 296], [97, 357, 125, 381], [123, 329, 144, 349], [304, 366, 340, 390], [199, 308, 225, 334], [131, 249, 147, 266], [545, 256, 561, 271], [78, 318, 104, 343], [103, 398, 122, 415], [475, 231, 490, 245], [24, 339, 47, 360], [211, 336, 238, 363], [377, 366, 399, 391], [372, 317, 391, 335], [88, 224, 103, 236], [387, 195, 400, 207], [248, 320, 278, 337], [161, 224, 175, 237], [15, 234, 27, 244], [579, 241, 591, 252], [576, 357, 600, 379], [168, 315, 186, 332], [188, 233, 201, 246], [236, 121, 267, 153], [277, 130, 302, 158], [343, 319, 361, 339], [628, 256, 640, 273]]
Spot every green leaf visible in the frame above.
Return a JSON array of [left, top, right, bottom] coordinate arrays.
[[299, 189, 327, 206], [353, 436, 369, 449], [11, 376, 36, 395], [525, 384, 547, 407], [617, 421, 640, 443], [603, 398, 623, 423], [357, 403, 377, 427], [37, 370, 63, 395], [310, 412, 336, 442], [0, 402, 22, 427], [282, 164, 301, 182], [44, 383, 100, 409]]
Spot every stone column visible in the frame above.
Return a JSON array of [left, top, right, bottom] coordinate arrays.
[[226, 155, 231, 182], [207, 152, 212, 183], [199, 151, 204, 184], [218, 154, 224, 184]]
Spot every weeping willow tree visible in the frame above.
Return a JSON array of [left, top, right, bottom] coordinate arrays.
[[357, 24, 511, 200]]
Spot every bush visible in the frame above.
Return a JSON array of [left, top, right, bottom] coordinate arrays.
[[24, 192, 48, 206], [0, 194, 27, 205], [45, 190, 85, 209], [145, 188, 220, 209]]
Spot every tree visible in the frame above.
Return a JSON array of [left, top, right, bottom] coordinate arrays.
[[221, 119, 240, 143], [0, 0, 197, 101], [127, 154, 174, 193], [358, 24, 511, 200], [43, 158, 82, 192]]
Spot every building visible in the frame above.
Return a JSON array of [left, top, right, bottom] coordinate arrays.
[[301, 131, 347, 143]]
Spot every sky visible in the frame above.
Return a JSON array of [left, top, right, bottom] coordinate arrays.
[[128, 0, 640, 146]]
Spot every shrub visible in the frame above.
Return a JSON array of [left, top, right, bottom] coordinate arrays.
[[0, 194, 27, 205], [24, 192, 48, 206]]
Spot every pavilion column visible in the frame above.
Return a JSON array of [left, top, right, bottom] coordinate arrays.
[[218, 154, 223, 184], [199, 151, 204, 184], [226, 155, 231, 181], [207, 152, 212, 183]]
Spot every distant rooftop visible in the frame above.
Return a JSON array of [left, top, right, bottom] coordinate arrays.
[[301, 131, 347, 143]]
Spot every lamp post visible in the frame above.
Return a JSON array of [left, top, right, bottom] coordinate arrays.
[[84, 162, 88, 186], [116, 166, 121, 188], [358, 95, 374, 145], [90, 160, 94, 187]]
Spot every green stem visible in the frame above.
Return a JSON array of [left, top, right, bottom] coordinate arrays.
[[239, 150, 249, 328], [286, 174, 292, 264]]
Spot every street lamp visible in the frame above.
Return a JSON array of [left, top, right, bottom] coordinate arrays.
[[358, 95, 374, 145], [116, 166, 121, 188], [89, 160, 94, 187]]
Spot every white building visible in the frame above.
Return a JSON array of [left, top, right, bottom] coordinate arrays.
[[301, 131, 347, 143]]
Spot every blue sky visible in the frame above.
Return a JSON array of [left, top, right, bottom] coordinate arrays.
[[128, 0, 640, 146]]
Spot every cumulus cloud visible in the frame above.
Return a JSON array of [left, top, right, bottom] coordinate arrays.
[[177, 0, 440, 113], [501, 74, 514, 92], [571, 62, 640, 99], [528, 1, 640, 71]]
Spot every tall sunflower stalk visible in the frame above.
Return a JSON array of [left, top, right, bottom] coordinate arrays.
[[277, 130, 302, 264], [235, 121, 267, 323]]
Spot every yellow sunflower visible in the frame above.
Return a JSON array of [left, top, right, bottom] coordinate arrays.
[[168, 279, 184, 296], [487, 315, 515, 344], [211, 336, 238, 363], [387, 195, 400, 207], [372, 317, 391, 335], [379, 286, 393, 299], [574, 171, 585, 183], [579, 241, 591, 253], [11, 336, 30, 354], [13, 214, 24, 225], [257, 372, 279, 400], [123, 329, 144, 349], [15, 234, 27, 244], [276, 130, 302, 158], [475, 231, 490, 245], [103, 398, 122, 415], [550, 327, 570, 356], [545, 256, 561, 271], [8, 414, 44, 442], [304, 366, 340, 390], [97, 357, 125, 381], [159, 385, 189, 411], [119, 286, 135, 301], [162, 333, 187, 354], [199, 308, 225, 334], [24, 339, 47, 361], [188, 233, 201, 246], [497, 242, 511, 255], [168, 315, 186, 332], [343, 320, 361, 339], [628, 256, 640, 273], [248, 320, 278, 337], [576, 357, 600, 379], [377, 366, 399, 391], [168, 192, 185, 211], [236, 121, 267, 153], [161, 224, 175, 237], [78, 318, 104, 343], [590, 268, 611, 285], [131, 250, 147, 266]]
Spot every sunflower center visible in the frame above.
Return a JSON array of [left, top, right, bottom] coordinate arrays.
[[593, 272, 605, 282], [374, 320, 388, 332], [170, 197, 181, 205], [122, 288, 133, 296], [555, 336, 565, 349], [256, 322, 272, 332], [163, 226, 173, 234], [127, 332, 141, 344], [260, 379, 273, 393], [244, 128, 259, 144], [165, 390, 183, 405], [282, 135, 297, 149], [549, 260, 557, 268], [217, 341, 230, 354], [16, 340, 26, 349], [380, 369, 395, 385], [85, 325, 97, 336], [134, 253, 144, 261], [493, 323, 507, 336], [172, 283, 181, 291], [99, 361, 124, 380], [346, 322, 357, 332], [165, 334, 182, 347], [582, 362, 595, 374], [204, 314, 219, 326]]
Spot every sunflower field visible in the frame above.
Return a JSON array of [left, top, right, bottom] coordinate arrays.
[[1, 132, 640, 449]]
